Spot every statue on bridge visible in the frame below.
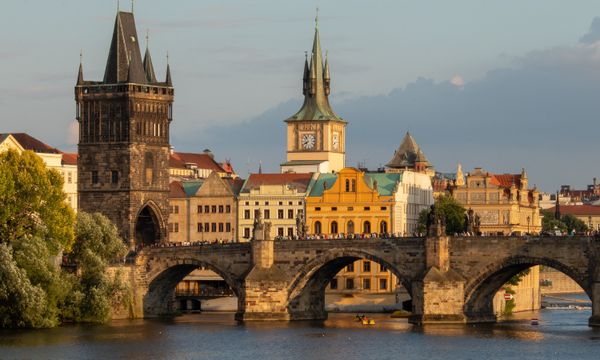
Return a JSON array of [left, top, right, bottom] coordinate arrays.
[[426, 204, 446, 237], [296, 211, 308, 239], [252, 210, 272, 241], [464, 208, 481, 236]]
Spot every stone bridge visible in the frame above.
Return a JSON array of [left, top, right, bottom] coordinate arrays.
[[124, 236, 600, 326]]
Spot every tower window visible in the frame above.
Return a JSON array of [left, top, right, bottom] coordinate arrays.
[[111, 170, 119, 184], [91, 171, 99, 184]]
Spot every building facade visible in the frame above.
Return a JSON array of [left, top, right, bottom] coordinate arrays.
[[168, 172, 243, 243], [547, 205, 600, 232], [75, 10, 174, 249], [450, 167, 541, 234], [237, 173, 314, 241], [281, 19, 346, 174], [169, 150, 236, 180]]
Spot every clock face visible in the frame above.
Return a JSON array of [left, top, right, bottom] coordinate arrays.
[[332, 133, 339, 150], [301, 133, 316, 149]]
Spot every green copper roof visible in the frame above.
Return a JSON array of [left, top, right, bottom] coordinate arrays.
[[308, 173, 338, 197], [182, 180, 204, 197], [364, 173, 402, 196], [286, 21, 344, 123]]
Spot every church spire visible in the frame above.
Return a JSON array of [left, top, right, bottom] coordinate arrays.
[[143, 30, 157, 83], [77, 50, 84, 85], [286, 11, 344, 123], [165, 52, 173, 86]]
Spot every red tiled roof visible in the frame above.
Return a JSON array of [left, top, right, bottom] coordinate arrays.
[[548, 205, 600, 216], [490, 174, 521, 188], [169, 181, 186, 198], [221, 161, 235, 174], [242, 173, 313, 193], [61, 153, 78, 166], [3, 133, 61, 154], [169, 152, 226, 173]]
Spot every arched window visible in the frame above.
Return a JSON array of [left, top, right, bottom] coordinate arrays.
[[144, 152, 154, 185], [314, 221, 322, 235], [345, 179, 350, 192], [363, 221, 371, 234], [351, 179, 356, 192], [347, 220, 355, 235], [380, 221, 388, 234], [331, 221, 338, 234]]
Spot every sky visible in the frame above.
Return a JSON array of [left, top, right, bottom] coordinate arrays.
[[1, 0, 600, 191]]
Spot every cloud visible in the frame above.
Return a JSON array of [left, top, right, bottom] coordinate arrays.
[[579, 17, 600, 44], [67, 121, 79, 146], [174, 18, 600, 191], [450, 75, 465, 88]]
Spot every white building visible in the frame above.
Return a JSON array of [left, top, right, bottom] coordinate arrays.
[[391, 170, 434, 235]]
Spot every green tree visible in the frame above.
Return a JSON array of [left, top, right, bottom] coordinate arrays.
[[417, 195, 466, 235], [62, 212, 130, 323], [0, 150, 75, 253], [540, 209, 587, 233], [562, 214, 588, 233]]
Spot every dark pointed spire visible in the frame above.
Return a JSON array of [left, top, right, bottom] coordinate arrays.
[[165, 52, 173, 86], [77, 50, 84, 85], [143, 30, 157, 83], [323, 51, 330, 95], [555, 191, 561, 220], [286, 11, 344, 123], [103, 11, 147, 84]]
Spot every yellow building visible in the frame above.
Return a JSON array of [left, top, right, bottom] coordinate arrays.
[[280, 17, 346, 174], [451, 166, 541, 235], [306, 168, 400, 294], [548, 205, 600, 232]]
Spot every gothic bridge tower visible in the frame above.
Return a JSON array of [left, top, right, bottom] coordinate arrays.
[[75, 10, 174, 249]]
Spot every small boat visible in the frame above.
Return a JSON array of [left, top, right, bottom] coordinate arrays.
[[362, 318, 376, 325], [531, 318, 539, 325]]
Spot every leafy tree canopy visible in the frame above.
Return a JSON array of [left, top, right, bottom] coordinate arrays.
[[418, 195, 466, 235]]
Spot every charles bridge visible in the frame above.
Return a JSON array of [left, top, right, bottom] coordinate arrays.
[[119, 232, 600, 327]]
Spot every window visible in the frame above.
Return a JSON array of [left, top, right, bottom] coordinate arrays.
[[244, 210, 251, 219], [330, 278, 338, 290], [279, 201, 283, 205], [380, 206, 387, 211], [351, 180, 356, 192], [287, 227, 294, 237], [363, 221, 371, 234], [211, 205, 217, 213], [68, 172, 73, 184], [204, 222, 209, 233], [254, 209, 260, 218], [278, 209, 284, 219], [245, 201, 249, 206], [144, 152, 154, 185], [364, 207, 370, 211], [218, 223, 224, 232], [379, 278, 388, 290], [363, 278, 371, 290], [211, 223, 217, 232], [219, 205, 224, 213], [332, 207, 337, 211], [204, 205, 209, 213], [264, 209, 270, 219], [169, 223, 179, 233], [226, 205, 231, 213], [380, 264, 388, 272], [347, 207, 354, 211], [331, 221, 338, 234], [255, 201, 259, 206], [244, 228, 250, 238], [298, 201, 302, 205], [226, 223, 231, 232], [363, 261, 371, 272], [347, 220, 355, 234], [265, 201, 269, 206], [198, 205, 203, 213], [91, 170, 98, 184], [314, 221, 322, 234], [197, 223, 203, 232], [345, 278, 354, 290], [345, 179, 350, 192], [380, 221, 388, 234], [111, 170, 119, 184], [315, 207, 321, 211], [173, 205, 179, 214], [288, 201, 293, 206], [346, 263, 354, 272], [288, 209, 294, 219], [278, 227, 284, 236]]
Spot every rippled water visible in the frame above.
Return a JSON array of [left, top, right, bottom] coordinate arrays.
[[1, 309, 599, 360]]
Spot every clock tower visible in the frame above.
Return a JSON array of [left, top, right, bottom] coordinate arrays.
[[280, 15, 346, 174]]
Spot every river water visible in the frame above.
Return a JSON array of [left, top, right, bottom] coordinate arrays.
[[1, 306, 599, 359]]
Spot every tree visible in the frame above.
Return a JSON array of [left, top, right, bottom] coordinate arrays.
[[0, 150, 75, 253], [62, 212, 130, 323], [417, 195, 466, 235], [562, 214, 588, 233], [540, 209, 587, 233]]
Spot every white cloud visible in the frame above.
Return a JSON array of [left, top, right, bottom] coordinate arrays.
[[450, 75, 465, 88], [67, 121, 79, 145]]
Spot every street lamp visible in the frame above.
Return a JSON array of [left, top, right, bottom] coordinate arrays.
[[527, 215, 531, 234]]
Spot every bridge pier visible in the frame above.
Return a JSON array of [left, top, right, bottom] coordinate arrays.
[[409, 236, 468, 325], [589, 278, 600, 327]]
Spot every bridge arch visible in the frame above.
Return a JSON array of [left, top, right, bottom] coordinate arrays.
[[464, 255, 590, 323], [143, 257, 241, 317], [286, 248, 413, 320]]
